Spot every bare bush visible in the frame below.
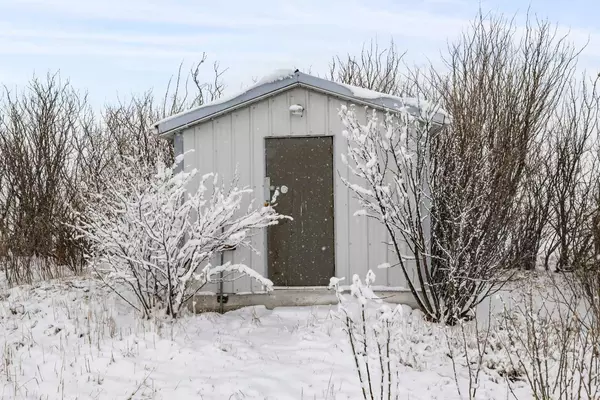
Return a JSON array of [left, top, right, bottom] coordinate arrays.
[[329, 39, 407, 95], [164, 53, 226, 115], [0, 74, 90, 284], [340, 12, 583, 324], [103, 93, 174, 176], [79, 55, 227, 195], [501, 139, 600, 397], [0, 54, 227, 287], [496, 276, 600, 400], [509, 132, 556, 271], [433, 12, 580, 275], [544, 77, 600, 272]]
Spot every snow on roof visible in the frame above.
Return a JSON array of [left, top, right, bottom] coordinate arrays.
[[155, 69, 299, 129], [154, 69, 448, 137], [336, 82, 444, 118], [254, 68, 297, 86]]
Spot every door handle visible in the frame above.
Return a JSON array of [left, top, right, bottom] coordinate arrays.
[[264, 177, 271, 206]]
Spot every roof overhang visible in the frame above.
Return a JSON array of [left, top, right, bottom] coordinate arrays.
[[153, 70, 449, 139]]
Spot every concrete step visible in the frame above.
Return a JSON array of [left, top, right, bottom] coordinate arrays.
[[187, 287, 421, 313]]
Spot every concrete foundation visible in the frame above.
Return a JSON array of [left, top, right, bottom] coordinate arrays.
[[187, 287, 421, 313]]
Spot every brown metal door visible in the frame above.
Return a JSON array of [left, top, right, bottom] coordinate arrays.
[[265, 136, 335, 286]]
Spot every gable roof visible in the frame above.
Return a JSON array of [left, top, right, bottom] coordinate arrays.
[[153, 69, 448, 138]]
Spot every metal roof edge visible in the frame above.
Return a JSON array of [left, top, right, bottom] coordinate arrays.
[[155, 71, 302, 137], [296, 72, 448, 125], [155, 70, 448, 138], [156, 81, 301, 139]]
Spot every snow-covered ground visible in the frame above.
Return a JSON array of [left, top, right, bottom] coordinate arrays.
[[0, 277, 535, 399]]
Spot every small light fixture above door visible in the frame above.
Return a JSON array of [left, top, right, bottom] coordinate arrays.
[[289, 104, 304, 117]]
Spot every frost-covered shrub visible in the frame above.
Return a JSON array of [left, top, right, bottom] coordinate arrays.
[[329, 271, 416, 400], [74, 155, 287, 318], [340, 103, 516, 325], [493, 285, 600, 400]]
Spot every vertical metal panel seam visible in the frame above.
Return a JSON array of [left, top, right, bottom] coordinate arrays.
[[229, 113, 237, 292], [288, 91, 292, 135], [248, 106, 255, 292]]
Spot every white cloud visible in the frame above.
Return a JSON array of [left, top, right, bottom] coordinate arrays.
[[0, 26, 242, 48], [0, 0, 468, 76], [5, 0, 305, 28], [4, 0, 468, 40], [2, 0, 599, 105]]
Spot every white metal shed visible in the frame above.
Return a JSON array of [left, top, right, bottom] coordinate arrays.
[[153, 69, 444, 308]]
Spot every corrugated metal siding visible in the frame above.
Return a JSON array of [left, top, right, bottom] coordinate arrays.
[[231, 108, 255, 293], [328, 96, 350, 283], [180, 87, 414, 292], [249, 100, 269, 292]]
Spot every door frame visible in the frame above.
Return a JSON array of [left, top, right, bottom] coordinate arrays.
[[263, 135, 337, 287]]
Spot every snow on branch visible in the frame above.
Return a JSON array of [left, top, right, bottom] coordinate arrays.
[[74, 156, 288, 318], [340, 103, 513, 325]]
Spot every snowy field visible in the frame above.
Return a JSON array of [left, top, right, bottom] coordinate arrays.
[[0, 277, 537, 399]]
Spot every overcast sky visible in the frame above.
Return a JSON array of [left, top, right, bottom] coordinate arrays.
[[1, 0, 599, 108]]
